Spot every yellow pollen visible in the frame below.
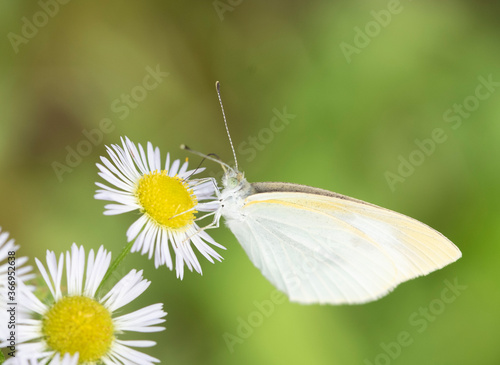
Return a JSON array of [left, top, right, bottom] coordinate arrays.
[[42, 296, 114, 363], [136, 170, 197, 229]]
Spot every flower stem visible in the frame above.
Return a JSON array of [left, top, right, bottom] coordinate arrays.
[[96, 239, 135, 296]]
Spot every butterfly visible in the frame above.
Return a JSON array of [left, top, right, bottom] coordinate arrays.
[[186, 82, 461, 305]]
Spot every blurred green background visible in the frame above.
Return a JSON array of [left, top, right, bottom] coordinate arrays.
[[1, 1, 499, 364]]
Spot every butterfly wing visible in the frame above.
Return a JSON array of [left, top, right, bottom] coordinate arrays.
[[224, 188, 461, 305]]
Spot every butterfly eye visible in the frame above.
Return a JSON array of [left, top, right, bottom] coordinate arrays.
[[228, 177, 238, 188]]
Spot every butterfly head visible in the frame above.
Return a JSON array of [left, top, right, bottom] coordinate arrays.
[[222, 166, 245, 189], [221, 166, 254, 200]]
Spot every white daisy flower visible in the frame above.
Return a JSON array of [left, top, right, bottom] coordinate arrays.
[[12, 244, 166, 365], [0, 228, 34, 345], [95, 136, 224, 279]]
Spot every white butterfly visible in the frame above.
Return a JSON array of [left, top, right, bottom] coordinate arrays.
[[188, 82, 461, 305], [216, 169, 461, 305]]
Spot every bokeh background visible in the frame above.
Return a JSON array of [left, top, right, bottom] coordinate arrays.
[[1, 1, 499, 364]]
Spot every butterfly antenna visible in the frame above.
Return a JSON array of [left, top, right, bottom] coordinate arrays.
[[216, 81, 238, 170], [180, 144, 230, 172], [185, 156, 206, 180]]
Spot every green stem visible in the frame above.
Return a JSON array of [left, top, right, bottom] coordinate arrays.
[[96, 239, 135, 296]]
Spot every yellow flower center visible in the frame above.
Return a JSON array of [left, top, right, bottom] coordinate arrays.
[[136, 170, 197, 229], [42, 296, 114, 363]]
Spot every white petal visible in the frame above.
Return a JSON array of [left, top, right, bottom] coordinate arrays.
[[113, 303, 166, 332], [84, 246, 111, 297], [147, 142, 157, 172], [104, 340, 160, 365], [127, 215, 148, 242], [101, 270, 150, 312], [169, 159, 180, 176]]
